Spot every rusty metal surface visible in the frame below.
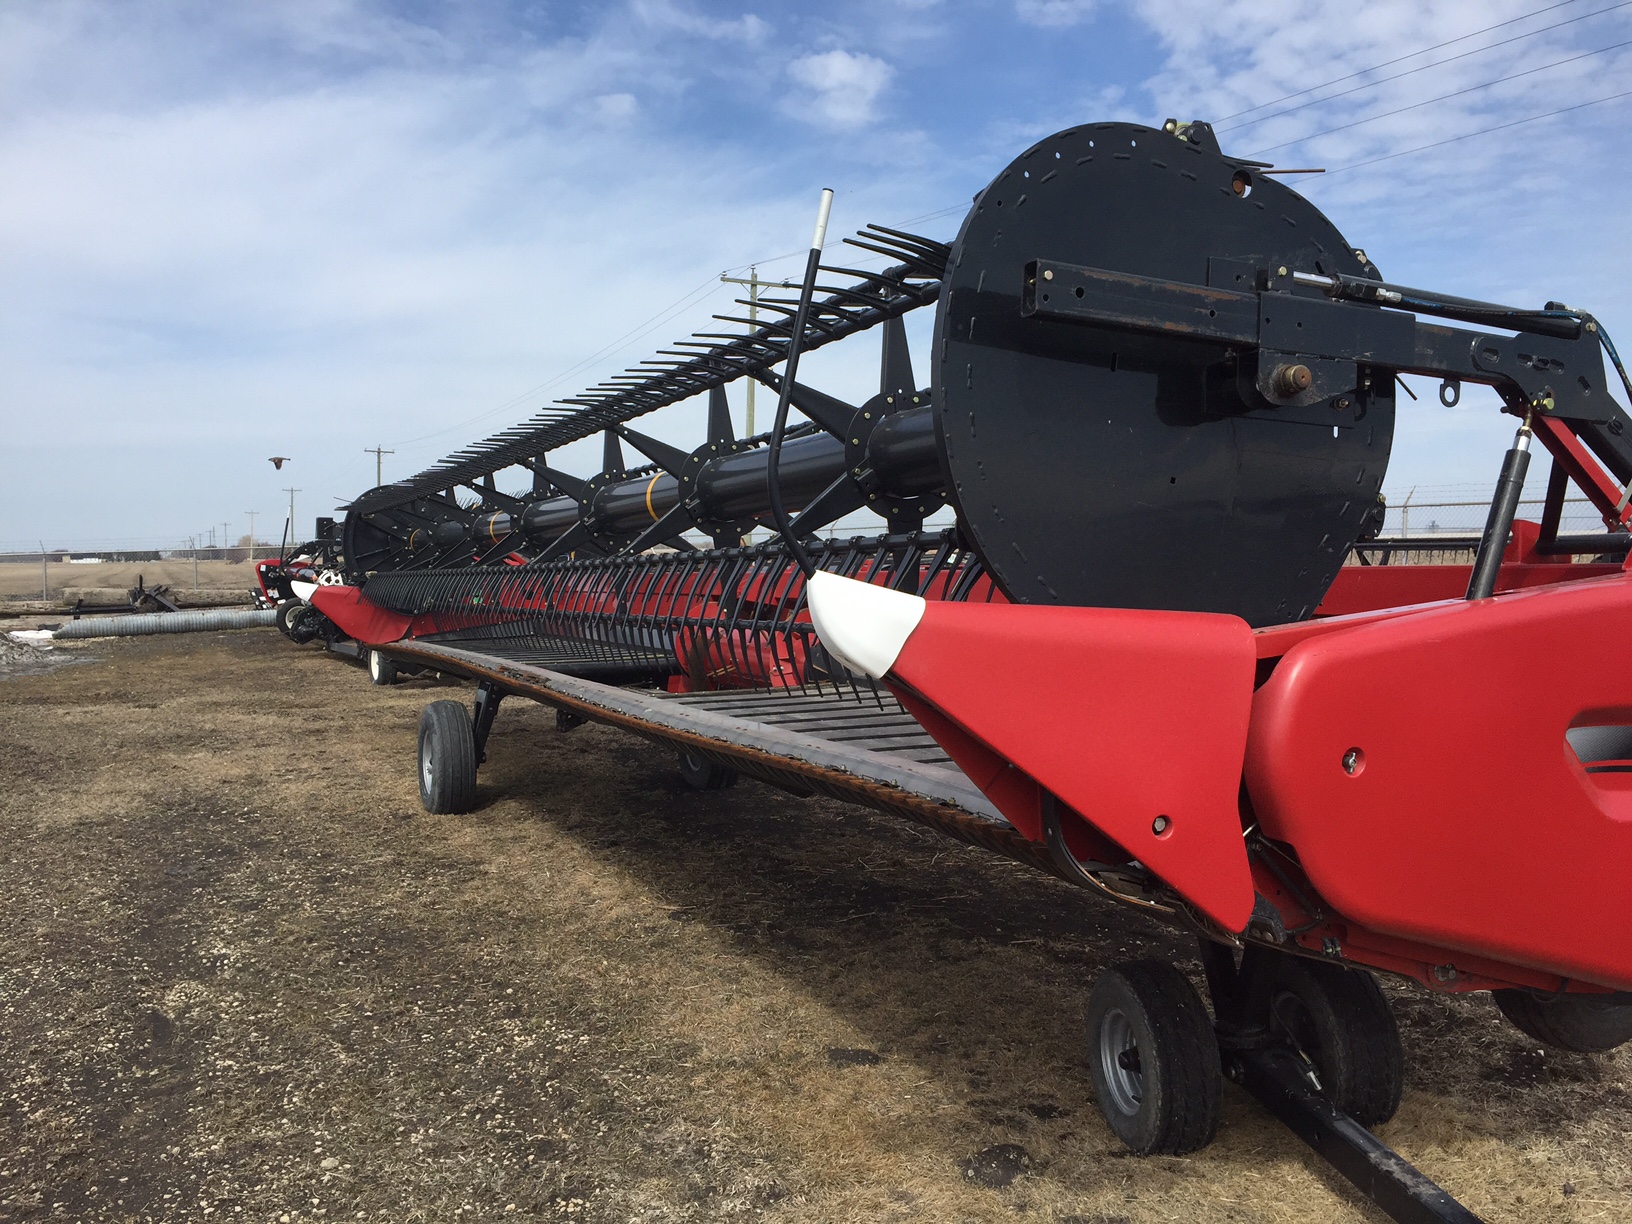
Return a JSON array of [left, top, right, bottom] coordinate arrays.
[[384, 639, 1067, 877]]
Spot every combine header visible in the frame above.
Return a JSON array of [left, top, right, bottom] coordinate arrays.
[[311, 119, 1632, 1222]]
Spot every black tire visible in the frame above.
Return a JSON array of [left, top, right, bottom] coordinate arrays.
[[418, 700, 477, 814], [286, 604, 323, 644], [1493, 989, 1632, 1053], [368, 649, 398, 686], [678, 749, 738, 790], [275, 600, 301, 639], [1265, 958, 1403, 1127], [1085, 960, 1221, 1155]]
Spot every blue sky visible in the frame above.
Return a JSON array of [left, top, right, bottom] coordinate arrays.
[[3, 0, 1630, 549]]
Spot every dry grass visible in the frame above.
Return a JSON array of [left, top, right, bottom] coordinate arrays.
[[0, 631, 1628, 1223], [0, 560, 253, 600]]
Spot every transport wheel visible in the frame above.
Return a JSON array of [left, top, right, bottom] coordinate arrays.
[[286, 604, 323, 644], [1085, 960, 1221, 1155], [1265, 958, 1403, 1126], [275, 600, 302, 638], [677, 749, 738, 791], [368, 649, 399, 686], [418, 700, 478, 814], [1492, 989, 1632, 1053]]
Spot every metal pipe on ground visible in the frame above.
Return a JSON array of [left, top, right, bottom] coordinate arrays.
[[53, 608, 277, 640]]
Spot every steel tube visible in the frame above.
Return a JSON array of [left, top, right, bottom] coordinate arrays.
[[1467, 423, 1533, 600], [501, 403, 939, 545]]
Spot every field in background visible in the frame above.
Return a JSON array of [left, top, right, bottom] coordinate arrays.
[[0, 559, 254, 599]]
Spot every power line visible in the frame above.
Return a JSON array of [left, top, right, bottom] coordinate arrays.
[[1221, 0, 1632, 132], [1319, 88, 1632, 175], [1248, 37, 1632, 157], [1216, 0, 1589, 123]]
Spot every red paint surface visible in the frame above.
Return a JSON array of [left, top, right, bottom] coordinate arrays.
[[1246, 572, 1632, 990], [309, 585, 413, 645], [885, 602, 1258, 932], [1317, 560, 1622, 617]]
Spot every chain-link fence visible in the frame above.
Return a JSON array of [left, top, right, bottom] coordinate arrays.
[[1379, 495, 1606, 538]]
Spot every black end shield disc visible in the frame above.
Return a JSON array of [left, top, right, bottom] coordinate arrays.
[[933, 121, 1394, 625]]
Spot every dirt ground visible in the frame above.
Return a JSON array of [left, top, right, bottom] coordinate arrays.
[[1, 631, 1628, 1224]]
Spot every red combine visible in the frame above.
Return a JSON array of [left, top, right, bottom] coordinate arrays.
[[310, 119, 1632, 1223]]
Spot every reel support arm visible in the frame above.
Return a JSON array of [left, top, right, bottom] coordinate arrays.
[[1022, 257, 1632, 510]]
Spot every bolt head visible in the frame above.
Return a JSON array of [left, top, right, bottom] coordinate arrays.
[[1042, 268, 1054, 281]]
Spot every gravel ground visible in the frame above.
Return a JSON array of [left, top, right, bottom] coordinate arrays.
[[1, 630, 1628, 1223]]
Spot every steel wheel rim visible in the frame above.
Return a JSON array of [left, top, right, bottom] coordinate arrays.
[[421, 745, 434, 793], [1098, 1007, 1144, 1116]]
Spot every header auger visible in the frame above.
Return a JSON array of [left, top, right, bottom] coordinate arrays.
[[298, 119, 1632, 1223]]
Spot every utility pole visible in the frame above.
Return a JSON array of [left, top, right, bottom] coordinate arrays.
[[246, 511, 258, 562], [719, 267, 791, 437], [222, 522, 231, 561], [365, 446, 394, 486], [39, 540, 47, 601], [284, 488, 301, 540]]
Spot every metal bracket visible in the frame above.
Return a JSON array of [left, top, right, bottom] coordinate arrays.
[[472, 681, 504, 764]]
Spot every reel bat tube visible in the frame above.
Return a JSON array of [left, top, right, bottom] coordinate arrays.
[[515, 403, 939, 543]]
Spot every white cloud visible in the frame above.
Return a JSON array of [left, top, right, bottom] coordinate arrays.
[[630, 0, 770, 43], [787, 49, 893, 128], [0, 4, 955, 547], [1016, 0, 1096, 28], [594, 92, 639, 121]]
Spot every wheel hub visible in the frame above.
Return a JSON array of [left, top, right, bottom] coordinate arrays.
[[1098, 1007, 1145, 1116]]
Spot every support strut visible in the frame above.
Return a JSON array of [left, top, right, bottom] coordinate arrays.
[[473, 681, 504, 764], [1467, 416, 1534, 601], [1232, 1049, 1485, 1224], [1202, 941, 1485, 1224]]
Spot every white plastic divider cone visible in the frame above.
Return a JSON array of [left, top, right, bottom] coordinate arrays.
[[804, 571, 926, 680]]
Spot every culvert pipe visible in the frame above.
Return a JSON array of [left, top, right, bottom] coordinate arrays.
[[53, 608, 277, 639]]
